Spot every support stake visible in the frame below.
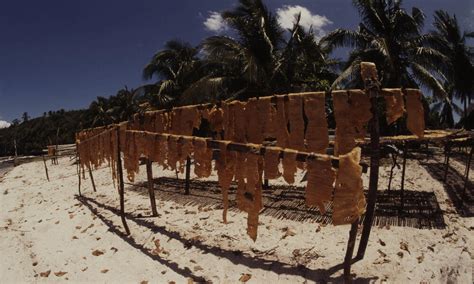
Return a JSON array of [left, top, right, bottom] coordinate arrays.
[[88, 166, 97, 192], [356, 62, 381, 260], [146, 159, 158, 216], [400, 142, 407, 212], [344, 220, 359, 283], [185, 156, 191, 195], [116, 127, 131, 235], [42, 155, 50, 182], [463, 145, 473, 197]]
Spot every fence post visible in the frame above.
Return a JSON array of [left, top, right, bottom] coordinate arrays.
[[42, 155, 50, 182], [356, 62, 381, 260], [116, 126, 131, 235], [146, 159, 158, 216], [185, 156, 191, 195], [88, 166, 97, 192]]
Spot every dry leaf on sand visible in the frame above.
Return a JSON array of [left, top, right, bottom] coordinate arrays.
[[239, 273, 252, 282]]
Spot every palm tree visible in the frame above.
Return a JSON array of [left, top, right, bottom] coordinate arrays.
[[108, 87, 143, 122], [322, 0, 447, 98], [88, 96, 112, 127], [425, 10, 474, 124], [143, 40, 203, 106], [279, 13, 336, 92], [200, 0, 335, 102], [201, 0, 284, 100]]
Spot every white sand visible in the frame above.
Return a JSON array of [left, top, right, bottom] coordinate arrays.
[[0, 151, 472, 283]]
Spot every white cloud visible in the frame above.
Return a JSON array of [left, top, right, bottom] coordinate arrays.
[[204, 11, 228, 33], [276, 5, 332, 38], [0, 120, 10, 129]]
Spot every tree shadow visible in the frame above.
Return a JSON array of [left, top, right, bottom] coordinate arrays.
[[127, 177, 446, 229], [421, 162, 473, 217], [76, 195, 379, 283]]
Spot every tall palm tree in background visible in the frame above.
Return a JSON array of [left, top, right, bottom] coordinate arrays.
[[107, 87, 143, 122], [199, 0, 335, 103], [322, 0, 447, 99], [279, 14, 336, 92], [425, 10, 474, 125], [201, 0, 284, 100], [88, 96, 113, 127], [142, 40, 203, 106]]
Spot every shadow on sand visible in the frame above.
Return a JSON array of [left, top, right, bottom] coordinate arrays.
[[77, 195, 379, 283], [128, 177, 446, 229]]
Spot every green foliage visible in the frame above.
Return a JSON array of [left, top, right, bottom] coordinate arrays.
[[0, 109, 93, 156]]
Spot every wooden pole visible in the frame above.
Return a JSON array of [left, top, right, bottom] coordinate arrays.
[[356, 62, 381, 260], [184, 156, 191, 195], [444, 141, 451, 182], [116, 127, 131, 235], [146, 159, 158, 216], [387, 153, 397, 191], [400, 142, 407, 212], [343, 220, 359, 283], [42, 155, 50, 182], [88, 166, 97, 192], [463, 145, 473, 197], [76, 155, 82, 196]]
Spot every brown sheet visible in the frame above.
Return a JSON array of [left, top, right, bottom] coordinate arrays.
[[405, 89, 425, 138], [333, 91, 356, 155], [382, 89, 405, 125], [348, 90, 372, 138], [305, 156, 335, 214], [332, 147, 366, 225], [304, 92, 328, 154], [245, 99, 263, 144], [282, 149, 297, 184], [233, 101, 247, 143], [193, 138, 212, 178], [264, 146, 281, 180], [275, 96, 290, 148], [287, 94, 305, 151], [216, 141, 235, 223]]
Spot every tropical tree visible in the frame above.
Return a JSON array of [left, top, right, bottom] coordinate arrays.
[[200, 0, 284, 100], [107, 87, 143, 122], [88, 96, 113, 127], [321, 0, 448, 98], [425, 10, 474, 124], [199, 0, 335, 103], [142, 40, 203, 106]]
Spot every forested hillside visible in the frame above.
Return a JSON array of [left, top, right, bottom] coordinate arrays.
[[0, 109, 93, 156]]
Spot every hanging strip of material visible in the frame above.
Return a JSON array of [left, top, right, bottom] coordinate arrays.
[[282, 149, 298, 184], [263, 146, 281, 180], [333, 90, 356, 156], [382, 88, 405, 125], [405, 89, 425, 138], [193, 137, 213, 178], [287, 94, 306, 151], [216, 141, 235, 223], [304, 92, 328, 154], [275, 95, 290, 148], [305, 156, 335, 214], [332, 147, 366, 225]]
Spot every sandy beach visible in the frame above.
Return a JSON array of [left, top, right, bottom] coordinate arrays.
[[0, 150, 472, 283]]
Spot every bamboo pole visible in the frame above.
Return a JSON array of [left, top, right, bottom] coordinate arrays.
[[184, 156, 191, 195], [88, 166, 97, 192], [444, 141, 451, 182], [343, 220, 359, 283], [356, 62, 381, 260], [76, 156, 82, 196], [146, 159, 158, 216], [116, 127, 131, 235], [42, 155, 50, 182], [400, 142, 407, 212], [463, 145, 473, 197]]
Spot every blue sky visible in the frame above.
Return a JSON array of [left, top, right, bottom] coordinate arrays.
[[0, 0, 473, 125]]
